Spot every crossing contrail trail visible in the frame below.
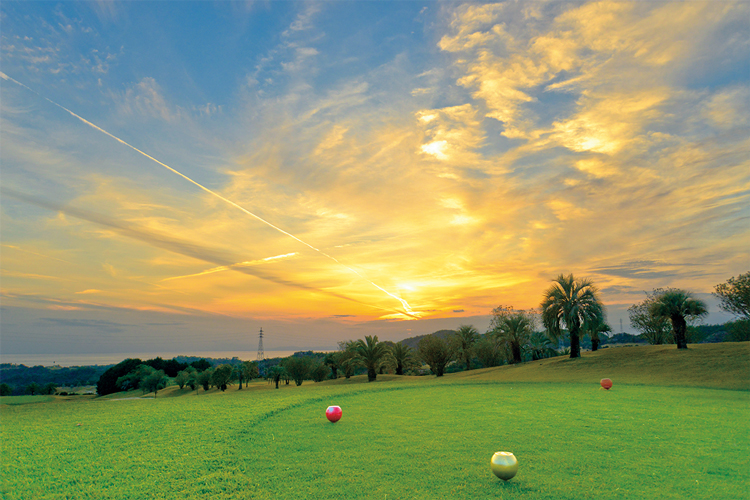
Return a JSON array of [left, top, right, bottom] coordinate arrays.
[[1, 72, 416, 318]]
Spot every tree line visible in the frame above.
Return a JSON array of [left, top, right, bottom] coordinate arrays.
[[2, 272, 746, 397]]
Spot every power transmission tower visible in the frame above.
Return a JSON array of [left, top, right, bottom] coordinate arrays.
[[257, 327, 265, 376]]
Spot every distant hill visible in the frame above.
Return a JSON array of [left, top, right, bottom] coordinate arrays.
[[399, 329, 457, 350]]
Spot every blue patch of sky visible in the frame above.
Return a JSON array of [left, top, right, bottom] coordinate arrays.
[[302, 3, 436, 96], [528, 77, 581, 127], [672, 17, 750, 92], [113, 3, 289, 107], [477, 117, 524, 157]]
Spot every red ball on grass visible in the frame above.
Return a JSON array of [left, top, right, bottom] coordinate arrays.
[[326, 405, 342, 422]]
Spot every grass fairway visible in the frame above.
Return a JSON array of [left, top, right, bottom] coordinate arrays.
[[2, 344, 748, 499]]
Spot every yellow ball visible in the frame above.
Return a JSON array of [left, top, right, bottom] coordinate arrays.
[[491, 451, 518, 481]]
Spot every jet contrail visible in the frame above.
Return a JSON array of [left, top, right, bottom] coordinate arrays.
[[161, 253, 298, 282], [1, 72, 416, 317], [1, 188, 406, 318]]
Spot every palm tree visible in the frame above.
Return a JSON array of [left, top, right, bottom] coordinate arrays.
[[583, 319, 612, 351], [452, 325, 479, 371], [528, 331, 556, 360], [267, 365, 286, 389], [541, 274, 605, 359], [648, 289, 708, 349], [355, 335, 388, 382], [323, 351, 341, 379], [628, 291, 673, 344], [387, 342, 414, 375], [493, 312, 535, 364]]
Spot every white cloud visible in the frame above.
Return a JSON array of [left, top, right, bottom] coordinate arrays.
[[113, 78, 185, 123]]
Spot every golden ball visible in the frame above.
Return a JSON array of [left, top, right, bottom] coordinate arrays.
[[491, 451, 518, 481]]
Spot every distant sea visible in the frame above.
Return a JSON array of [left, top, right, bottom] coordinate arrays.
[[0, 350, 321, 367]]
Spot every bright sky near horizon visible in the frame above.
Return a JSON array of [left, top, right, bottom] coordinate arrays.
[[1, 1, 748, 356]]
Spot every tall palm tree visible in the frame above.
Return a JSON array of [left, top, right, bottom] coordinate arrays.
[[452, 325, 479, 371], [541, 274, 605, 359], [493, 311, 535, 364], [649, 289, 708, 349], [387, 342, 414, 375], [355, 335, 388, 382]]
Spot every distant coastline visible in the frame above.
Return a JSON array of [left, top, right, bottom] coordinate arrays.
[[0, 350, 329, 368]]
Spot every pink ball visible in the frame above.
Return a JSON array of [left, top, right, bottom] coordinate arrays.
[[326, 405, 342, 423], [600, 378, 613, 390]]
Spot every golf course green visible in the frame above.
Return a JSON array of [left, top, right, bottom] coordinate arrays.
[[1, 343, 748, 499]]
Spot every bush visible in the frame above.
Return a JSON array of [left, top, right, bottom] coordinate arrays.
[[727, 319, 750, 342]]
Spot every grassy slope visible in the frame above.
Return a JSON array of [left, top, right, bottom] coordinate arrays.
[[1, 343, 748, 499], [451, 342, 750, 390]]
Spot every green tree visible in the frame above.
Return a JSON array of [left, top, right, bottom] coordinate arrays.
[[491, 307, 535, 364], [282, 356, 313, 386], [185, 366, 198, 390], [267, 365, 286, 389], [42, 383, 57, 395], [474, 334, 505, 367], [26, 382, 41, 395], [417, 334, 454, 377], [528, 331, 557, 360], [310, 362, 331, 382], [726, 319, 750, 342], [116, 364, 155, 392], [629, 290, 673, 345], [451, 325, 479, 371], [583, 318, 611, 351], [190, 359, 211, 371], [0, 383, 11, 397], [386, 342, 416, 375], [649, 289, 708, 349], [211, 364, 234, 391], [323, 352, 341, 379], [714, 272, 750, 319], [355, 335, 388, 382], [236, 361, 259, 389], [141, 370, 168, 397], [541, 274, 605, 359], [97, 358, 143, 396], [174, 369, 190, 389], [338, 340, 363, 379], [197, 368, 213, 392]]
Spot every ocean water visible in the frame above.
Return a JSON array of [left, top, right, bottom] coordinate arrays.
[[0, 350, 315, 367]]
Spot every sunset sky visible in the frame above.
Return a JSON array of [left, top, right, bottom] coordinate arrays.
[[2, 1, 748, 358]]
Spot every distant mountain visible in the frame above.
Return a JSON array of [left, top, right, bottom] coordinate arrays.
[[399, 329, 457, 350]]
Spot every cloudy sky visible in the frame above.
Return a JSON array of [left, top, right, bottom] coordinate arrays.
[[2, 1, 748, 357]]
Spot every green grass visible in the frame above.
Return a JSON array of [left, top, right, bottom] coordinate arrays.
[[0, 395, 56, 405], [1, 343, 748, 499]]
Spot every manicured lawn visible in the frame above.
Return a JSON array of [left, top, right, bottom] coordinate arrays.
[[2, 376, 748, 499]]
